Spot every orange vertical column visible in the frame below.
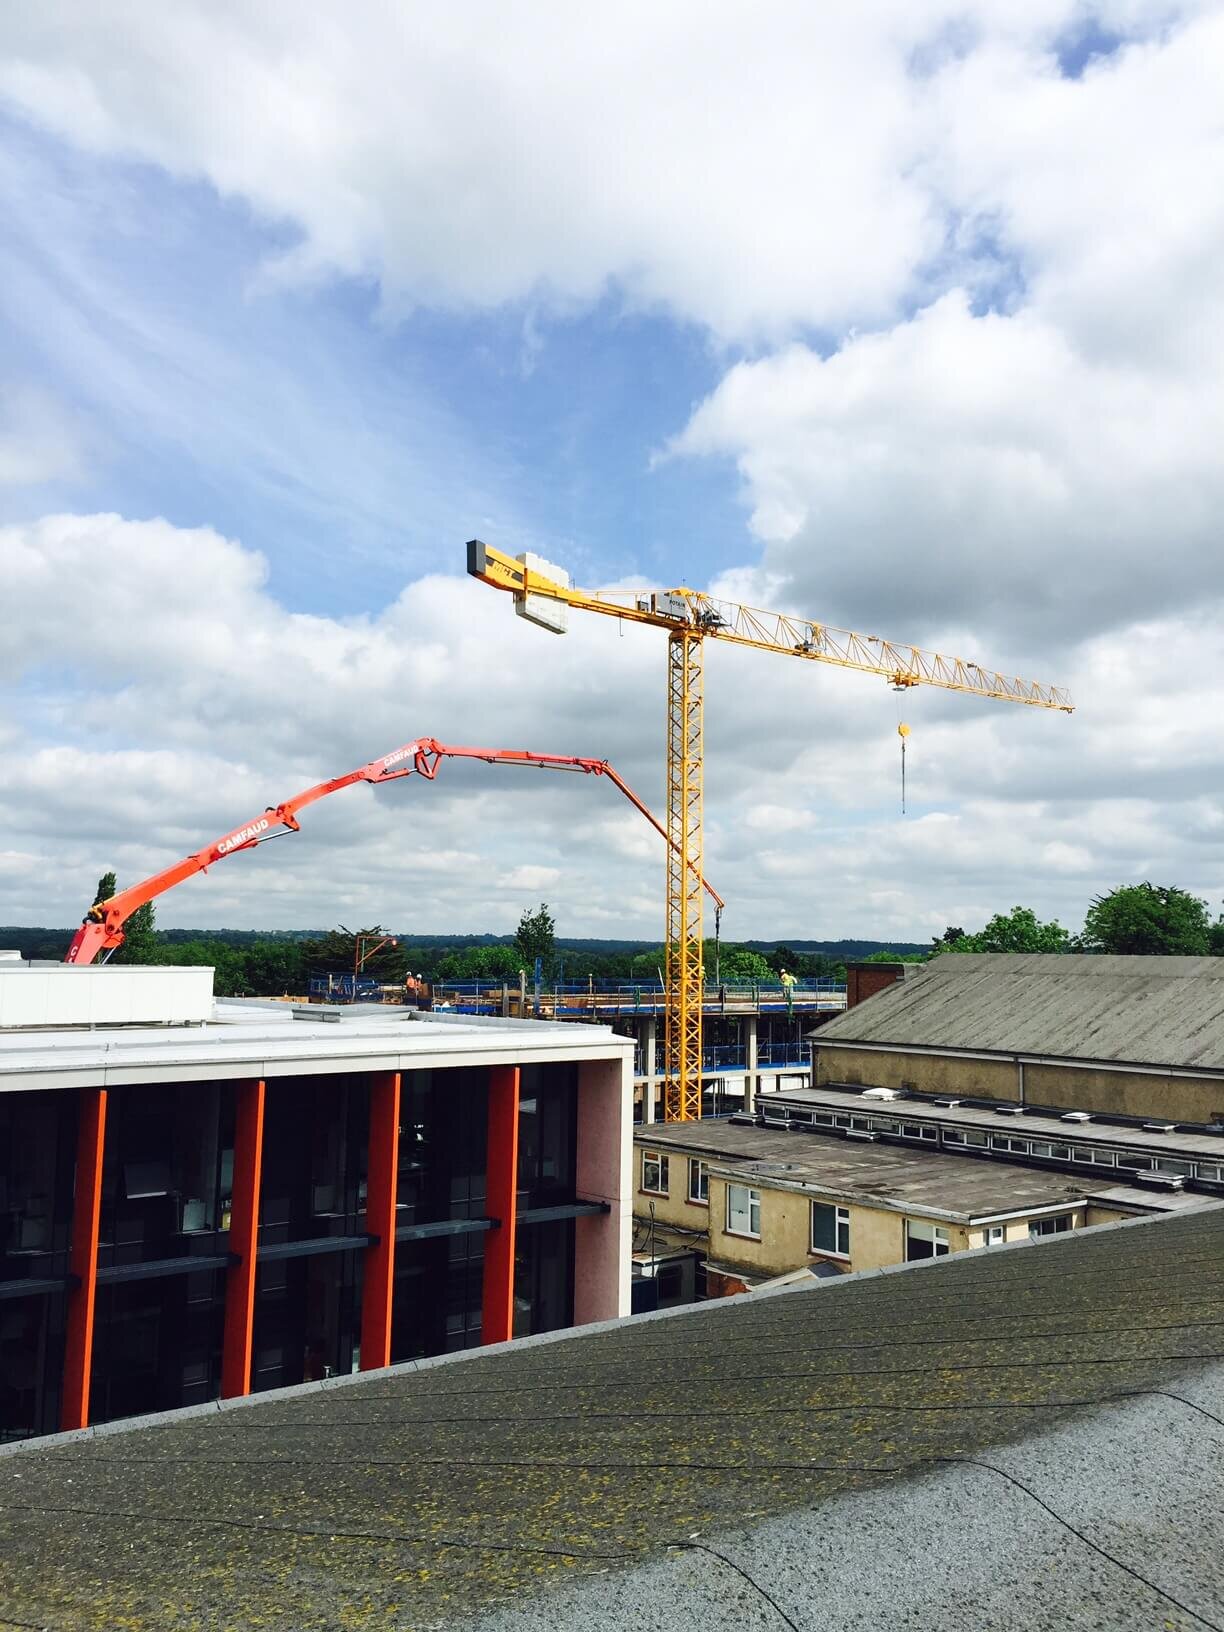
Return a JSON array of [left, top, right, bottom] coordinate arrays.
[[221, 1077, 266, 1399], [360, 1070, 401, 1371], [60, 1086, 108, 1431], [481, 1064, 520, 1345]]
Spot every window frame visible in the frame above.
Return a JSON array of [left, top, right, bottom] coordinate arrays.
[[725, 1183, 762, 1240], [904, 1218, 950, 1261], [687, 1157, 709, 1206], [984, 1224, 1005, 1246], [640, 1149, 669, 1196], [810, 1201, 851, 1259]]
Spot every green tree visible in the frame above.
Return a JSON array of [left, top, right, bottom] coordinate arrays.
[[301, 925, 403, 980], [1081, 884, 1211, 955], [706, 941, 772, 982], [113, 899, 157, 964], [91, 872, 117, 908], [766, 943, 800, 976], [931, 926, 965, 951], [435, 944, 524, 981], [934, 906, 1070, 955], [863, 948, 929, 963], [514, 903, 557, 974]]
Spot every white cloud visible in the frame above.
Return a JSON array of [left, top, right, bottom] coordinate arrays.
[[2, 2, 1207, 345], [2, 6, 1223, 943], [3, 512, 1224, 942], [501, 865, 563, 892]]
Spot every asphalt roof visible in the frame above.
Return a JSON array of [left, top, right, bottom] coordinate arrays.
[[3, 1209, 1223, 1631], [814, 952, 1224, 1072], [636, 1117, 1097, 1220]]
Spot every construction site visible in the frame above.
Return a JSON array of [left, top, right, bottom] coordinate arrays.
[[1, 540, 1073, 1445]]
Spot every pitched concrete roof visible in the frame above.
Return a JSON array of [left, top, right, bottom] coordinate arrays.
[[635, 1118, 1094, 1221], [3, 1209, 1223, 1630], [814, 953, 1224, 1072]]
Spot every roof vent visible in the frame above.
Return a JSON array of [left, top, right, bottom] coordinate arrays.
[[1061, 1111, 1092, 1123], [934, 1098, 962, 1108], [1142, 1122, 1177, 1133], [861, 1087, 901, 1101], [728, 1113, 758, 1126], [1132, 1170, 1186, 1191], [845, 1130, 879, 1143], [994, 1106, 1025, 1117]]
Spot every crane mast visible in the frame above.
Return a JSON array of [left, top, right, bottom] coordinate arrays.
[[467, 539, 1073, 1124]]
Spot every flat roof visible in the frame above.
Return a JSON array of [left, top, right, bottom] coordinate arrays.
[[635, 1119, 1096, 1222], [0, 1001, 631, 1092], [3, 1209, 1222, 1629], [772, 1085, 1224, 1157]]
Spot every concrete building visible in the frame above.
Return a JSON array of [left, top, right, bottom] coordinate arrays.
[[631, 1115, 1209, 1294], [3, 1207, 1222, 1629], [0, 961, 632, 1443], [813, 952, 1224, 1124]]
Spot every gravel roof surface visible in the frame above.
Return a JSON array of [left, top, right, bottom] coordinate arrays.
[[2, 1209, 1223, 1631]]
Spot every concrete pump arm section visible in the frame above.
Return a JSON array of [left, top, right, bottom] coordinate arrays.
[[467, 538, 1074, 1124], [65, 736, 723, 965]]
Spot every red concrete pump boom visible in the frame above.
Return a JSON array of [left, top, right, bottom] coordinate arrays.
[[64, 736, 725, 965]]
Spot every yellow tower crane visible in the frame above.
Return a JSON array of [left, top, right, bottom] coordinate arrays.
[[467, 540, 1073, 1122]]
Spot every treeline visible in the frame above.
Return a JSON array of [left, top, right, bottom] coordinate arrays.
[[2, 925, 859, 996]]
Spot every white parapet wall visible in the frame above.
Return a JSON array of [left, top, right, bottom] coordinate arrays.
[[0, 964, 215, 1029]]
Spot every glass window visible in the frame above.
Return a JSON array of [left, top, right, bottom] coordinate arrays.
[[985, 1225, 1005, 1245], [811, 1202, 850, 1257], [1198, 1163, 1223, 1183], [641, 1151, 669, 1194], [1029, 1141, 1052, 1157], [990, 1135, 1028, 1154], [1087, 1147, 1116, 1166], [905, 1220, 950, 1261], [812, 1112, 835, 1127], [962, 1131, 988, 1148], [1050, 1144, 1072, 1161], [687, 1159, 708, 1205], [1030, 1214, 1074, 1238], [726, 1184, 761, 1238], [1154, 1158, 1194, 1176]]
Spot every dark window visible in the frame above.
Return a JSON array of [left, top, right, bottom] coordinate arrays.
[[905, 1220, 949, 1261], [98, 1082, 233, 1267], [811, 1203, 850, 1256], [517, 1064, 577, 1209], [513, 1218, 574, 1338], [0, 1090, 75, 1279], [396, 1069, 488, 1227]]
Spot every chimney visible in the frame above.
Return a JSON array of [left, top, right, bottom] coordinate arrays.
[[845, 961, 910, 1009]]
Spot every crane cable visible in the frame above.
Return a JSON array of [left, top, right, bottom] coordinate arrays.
[[898, 721, 909, 815]]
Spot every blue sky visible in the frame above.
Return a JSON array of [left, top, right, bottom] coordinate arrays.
[[1, 2, 1222, 941], [0, 114, 750, 617]]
